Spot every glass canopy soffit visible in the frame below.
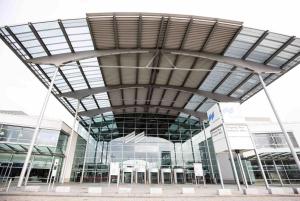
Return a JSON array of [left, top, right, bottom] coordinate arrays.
[[79, 113, 201, 142], [1, 13, 300, 140], [0, 143, 64, 156]]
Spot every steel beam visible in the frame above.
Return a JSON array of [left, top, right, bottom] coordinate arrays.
[[58, 84, 239, 102], [26, 49, 281, 74], [147, 17, 169, 110], [78, 105, 207, 119]]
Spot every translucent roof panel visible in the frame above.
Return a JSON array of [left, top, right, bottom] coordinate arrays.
[[199, 62, 234, 92], [225, 27, 265, 59], [184, 95, 205, 110], [247, 32, 291, 64]]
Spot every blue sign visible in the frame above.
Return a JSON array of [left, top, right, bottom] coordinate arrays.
[[208, 112, 215, 122]]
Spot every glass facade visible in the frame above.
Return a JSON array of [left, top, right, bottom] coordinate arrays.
[[0, 124, 68, 184], [248, 131, 300, 184], [199, 138, 219, 183], [198, 131, 300, 185], [69, 117, 300, 185], [71, 114, 202, 183]]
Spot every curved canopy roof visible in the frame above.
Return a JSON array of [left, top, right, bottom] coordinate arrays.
[[1, 12, 300, 141]]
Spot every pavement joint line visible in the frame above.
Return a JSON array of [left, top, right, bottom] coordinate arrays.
[[0, 192, 299, 198]]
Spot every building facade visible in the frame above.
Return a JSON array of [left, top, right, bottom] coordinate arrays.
[[0, 110, 79, 184], [1, 12, 300, 189]]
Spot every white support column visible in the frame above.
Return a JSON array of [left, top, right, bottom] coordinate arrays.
[[24, 156, 35, 186], [215, 156, 224, 189], [105, 141, 109, 164], [173, 143, 177, 166], [258, 73, 300, 171], [93, 140, 99, 183], [189, 121, 196, 163], [61, 99, 80, 183], [202, 121, 216, 183], [46, 156, 55, 183], [17, 66, 59, 187], [236, 152, 248, 188], [80, 119, 92, 183], [273, 160, 284, 186], [280, 160, 291, 184], [244, 161, 253, 185], [248, 128, 269, 189], [222, 124, 241, 191]]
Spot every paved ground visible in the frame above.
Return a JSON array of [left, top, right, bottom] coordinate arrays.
[[0, 183, 299, 200], [1, 195, 300, 201]]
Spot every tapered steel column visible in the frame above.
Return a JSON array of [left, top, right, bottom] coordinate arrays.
[[222, 124, 241, 191], [61, 99, 80, 183], [80, 120, 92, 183], [100, 140, 104, 164], [174, 143, 177, 166], [236, 152, 248, 188], [280, 160, 291, 184], [189, 122, 196, 163], [46, 156, 55, 183], [273, 160, 283, 186], [248, 128, 269, 189], [94, 141, 99, 164], [105, 141, 109, 164], [244, 161, 253, 185], [93, 140, 99, 183], [258, 73, 300, 171], [180, 143, 184, 167], [24, 156, 35, 186], [202, 121, 216, 183], [17, 66, 59, 187], [215, 156, 224, 189]]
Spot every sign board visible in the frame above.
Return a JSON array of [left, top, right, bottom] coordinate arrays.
[[51, 159, 59, 177], [219, 103, 246, 124], [193, 163, 203, 177], [109, 162, 120, 176], [207, 103, 223, 130], [210, 126, 227, 153], [207, 103, 254, 153], [223, 124, 254, 150]]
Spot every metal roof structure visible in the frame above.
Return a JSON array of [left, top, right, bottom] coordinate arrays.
[[1, 12, 300, 141]]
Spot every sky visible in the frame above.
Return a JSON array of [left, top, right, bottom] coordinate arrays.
[[0, 0, 300, 127]]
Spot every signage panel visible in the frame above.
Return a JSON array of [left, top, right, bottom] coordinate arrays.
[[219, 103, 246, 124], [210, 126, 227, 153], [193, 163, 203, 177], [207, 104, 223, 130], [207, 103, 254, 153], [109, 162, 120, 176], [223, 124, 254, 150], [51, 159, 59, 177]]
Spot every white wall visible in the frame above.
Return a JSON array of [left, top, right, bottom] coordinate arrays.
[[0, 112, 63, 131], [60, 130, 79, 183]]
